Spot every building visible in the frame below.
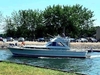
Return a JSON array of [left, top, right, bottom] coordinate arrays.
[[96, 27, 100, 40]]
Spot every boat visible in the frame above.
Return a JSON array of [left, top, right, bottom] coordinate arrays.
[[8, 35, 89, 58]]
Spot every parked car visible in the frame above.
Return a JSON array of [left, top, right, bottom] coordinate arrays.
[[0, 37, 3, 41], [76, 38, 88, 42], [18, 37, 25, 42], [37, 38, 45, 42], [68, 38, 76, 42], [7, 37, 14, 41], [88, 37, 97, 42], [97, 39, 100, 42], [76, 38, 81, 42]]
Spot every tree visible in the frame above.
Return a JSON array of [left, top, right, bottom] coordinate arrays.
[[0, 12, 4, 34], [5, 9, 44, 39], [43, 5, 63, 35], [4, 16, 17, 37], [4, 4, 95, 38], [43, 4, 95, 37], [69, 4, 95, 37]]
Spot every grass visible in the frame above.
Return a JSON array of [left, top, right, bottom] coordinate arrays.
[[0, 61, 82, 75]]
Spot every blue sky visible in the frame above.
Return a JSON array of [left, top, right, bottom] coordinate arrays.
[[0, 0, 100, 27]]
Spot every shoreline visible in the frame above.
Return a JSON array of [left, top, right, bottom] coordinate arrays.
[[0, 41, 100, 51]]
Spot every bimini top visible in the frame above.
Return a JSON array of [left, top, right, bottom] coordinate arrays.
[[45, 35, 70, 50]]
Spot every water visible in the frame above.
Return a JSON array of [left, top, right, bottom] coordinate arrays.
[[0, 50, 100, 75]]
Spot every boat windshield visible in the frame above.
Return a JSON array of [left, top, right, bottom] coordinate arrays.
[[48, 42, 64, 46]]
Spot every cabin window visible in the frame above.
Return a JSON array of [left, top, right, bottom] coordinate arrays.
[[52, 42, 56, 46], [48, 42, 64, 46], [57, 42, 64, 46]]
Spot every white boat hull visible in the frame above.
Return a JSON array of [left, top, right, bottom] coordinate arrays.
[[8, 47, 88, 58], [8, 36, 89, 58]]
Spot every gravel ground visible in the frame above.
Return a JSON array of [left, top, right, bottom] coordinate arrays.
[[70, 42, 100, 50]]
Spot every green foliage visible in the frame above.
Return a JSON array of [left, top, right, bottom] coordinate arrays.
[[43, 4, 95, 37], [4, 4, 95, 38]]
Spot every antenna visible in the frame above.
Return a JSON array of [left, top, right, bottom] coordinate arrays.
[[47, 34, 54, 38]]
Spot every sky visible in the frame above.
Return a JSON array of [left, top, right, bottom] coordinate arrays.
[[0, 0, 100, 33]]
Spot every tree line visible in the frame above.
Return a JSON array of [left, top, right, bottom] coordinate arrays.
[[3, 4, 98, 40]]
